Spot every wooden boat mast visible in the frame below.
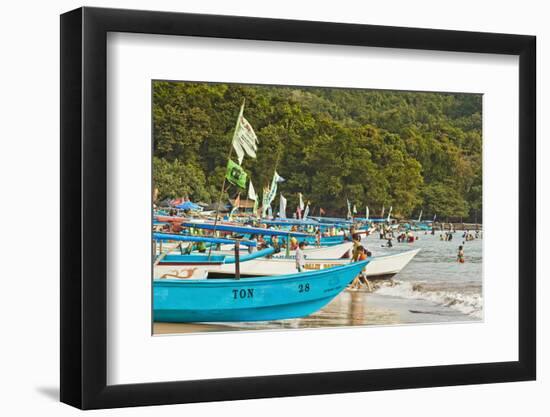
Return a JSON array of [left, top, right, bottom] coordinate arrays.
[[208, 98, 246, 261]]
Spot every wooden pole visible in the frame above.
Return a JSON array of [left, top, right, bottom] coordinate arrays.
[[235, 240, 241, 280], [207, 99, 245, 260]]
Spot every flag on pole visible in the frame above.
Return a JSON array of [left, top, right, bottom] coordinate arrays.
[[433, 213, 437, 222], [381, 205, 385, 218], [298, 192, 305, 216], [261, 187, 270, 218], [225, 159, 247, 189], [387, 206, 393, 222], [418, 210, 423, 222], [303, 201, 310, 220], [232, 103, 259, 165], [347, 199, 352, 219], [248, 180, 257, 201], [320, 207, 326, 216], [353, 204, 357, 215], [279, 194, 287, 219], [248, 181, 258, 216], [365, 206, 369, 220], [229, 194, 240, 220], [265, 171, 285, 208]]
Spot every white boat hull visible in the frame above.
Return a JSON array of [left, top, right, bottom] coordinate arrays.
[[207, 248, 420, 279], [218, 241, 353, 259]]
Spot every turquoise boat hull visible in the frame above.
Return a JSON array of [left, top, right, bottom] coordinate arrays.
[[154, 260, 368, 322]]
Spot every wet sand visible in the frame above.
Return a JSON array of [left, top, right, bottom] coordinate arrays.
[[154, 322, 232, 334]]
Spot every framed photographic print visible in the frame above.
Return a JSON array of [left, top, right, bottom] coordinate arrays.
[[60, 6, 536, 409]]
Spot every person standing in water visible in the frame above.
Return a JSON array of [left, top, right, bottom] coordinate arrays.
[[457, 245, 465, 263]]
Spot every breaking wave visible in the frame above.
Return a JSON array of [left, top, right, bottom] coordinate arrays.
[[375, 280, 483, 319]]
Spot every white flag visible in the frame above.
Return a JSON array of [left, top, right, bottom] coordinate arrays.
[[261, 187, 270, 218], [280, 194, 287, 219], [298, 193, 305, 211], [418, 209, 423, 222], [232, 103, 259, 165], [266, 171, 284, 207], [353, 204, 357, 215], [347, 199, 352, 219], [303, 202, 310, 220], [248, 180, 257, 201], [366, 206, 369, 220], [387, 206, 393, 221]]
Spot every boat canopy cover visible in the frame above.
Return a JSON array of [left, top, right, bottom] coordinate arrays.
[[153, 232, 257, 247], [181, 222, 311, 237], [174, 201, 202, 210]]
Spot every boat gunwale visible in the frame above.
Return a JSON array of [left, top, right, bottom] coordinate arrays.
[[271, 248, 421, 263], [153, 259, 368, 286]]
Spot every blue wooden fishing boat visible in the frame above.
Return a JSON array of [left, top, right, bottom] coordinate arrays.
[[260, 218, 343, 228], [153, 232, 274, 265], [309, 216, 353, 225], [154, 260, 369, 322], [179, 221, 311, 238], [159, 247, 275, 266], [153, 232, 257, 247], [177, 222, 348, 247], [354, 217, 386, 223]]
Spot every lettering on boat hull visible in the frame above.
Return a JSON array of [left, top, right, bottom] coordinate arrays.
[[232, 288, 255, 299]]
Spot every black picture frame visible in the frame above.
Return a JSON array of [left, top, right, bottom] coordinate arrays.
[[60, 6, 536, 410]]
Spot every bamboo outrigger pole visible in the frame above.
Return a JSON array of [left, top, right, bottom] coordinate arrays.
[[207, 98, 246, 260]]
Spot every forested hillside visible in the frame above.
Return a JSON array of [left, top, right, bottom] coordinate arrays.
[[153, 81, 482, 221]]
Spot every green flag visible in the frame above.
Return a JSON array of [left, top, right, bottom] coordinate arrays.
[[225, 159, 247, 189]]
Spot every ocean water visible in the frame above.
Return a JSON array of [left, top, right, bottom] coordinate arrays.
[[364, 231, 483, 320]]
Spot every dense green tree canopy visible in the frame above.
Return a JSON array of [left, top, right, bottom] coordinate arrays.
[[153, 81, 482, 221]]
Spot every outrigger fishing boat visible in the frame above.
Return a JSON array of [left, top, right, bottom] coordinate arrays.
[[153, 232, 370, 322], [178, 220, 354, 249], [155, 230, 417, 280], [209, 248, 420, 280], [154, 233, 274, 278], [173, 222, 354, 258], [154, 260, 369, 322]]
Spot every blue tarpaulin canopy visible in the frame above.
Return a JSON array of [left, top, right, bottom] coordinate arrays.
[[175, 201, 202, 210]]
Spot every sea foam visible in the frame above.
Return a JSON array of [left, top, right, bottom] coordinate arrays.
[[375, 280, 484, 319]]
